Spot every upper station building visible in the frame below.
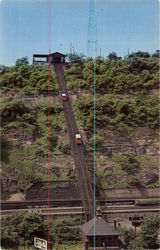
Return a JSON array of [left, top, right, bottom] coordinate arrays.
[[33, 52, 66, 65]]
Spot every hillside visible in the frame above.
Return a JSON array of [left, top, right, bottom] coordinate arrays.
[[0, 54, 159, 199]]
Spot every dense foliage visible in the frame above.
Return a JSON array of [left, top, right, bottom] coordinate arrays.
[[1, 214, 82, 248], [1, 97, 37, 131], [1, 213, 47, 248], [65, 53, 159, 133], [65, 55, 159, 94], [73, 94, 159, 132], [50, 218, 82, 245], [0, 64, 58, 93], [119, 215, 160, 249]]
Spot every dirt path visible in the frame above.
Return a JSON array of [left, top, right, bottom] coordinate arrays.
[[7, 192, 25, 201]]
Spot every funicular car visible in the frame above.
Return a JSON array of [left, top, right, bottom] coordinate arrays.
[[61, 93, 67, 101], [75, 134, 82, 144]]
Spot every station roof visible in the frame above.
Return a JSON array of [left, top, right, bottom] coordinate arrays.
[[33, 54, 48, 57], [81, 217, 119, 236], [33, 52, 66, 57], [50, 52, 66, 56]]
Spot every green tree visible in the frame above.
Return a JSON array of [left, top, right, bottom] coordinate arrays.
[[129, 236, 147, 249], [66, 52, 86, 63], [118, 226, 135, 248], [128, 51, 150, 58], [87, 135, 104, 152], [129, 215, 160, 249], [50, 219, 81, 244], [1, 135, 11, 163], [119, 216, 160, 249], [140, 215, 160, 249], [1, 213, 47, 248], [108, 52, 118, 60], [17, 213, 47, 245], [119, 152, 140, 174], [152, 50, 160, 58], [0, 98, 37, 132], [15, 56, 29, 66], [107, 52, 121, 60], [1, 217, 15, 248], [129, 176, 142, 187], [34, 133, 58, 158], [0, 65, 9, 75]]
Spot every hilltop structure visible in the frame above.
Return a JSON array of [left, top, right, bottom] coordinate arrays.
[[33, 52, 66, 65]]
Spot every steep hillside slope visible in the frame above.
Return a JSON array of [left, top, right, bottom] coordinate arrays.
[[0, 56, 159, 199], [64, 57, 159, 190]]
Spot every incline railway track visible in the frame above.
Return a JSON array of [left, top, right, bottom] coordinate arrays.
[[53, 63, 94, 219]]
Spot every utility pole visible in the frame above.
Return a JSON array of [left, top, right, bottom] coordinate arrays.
[[70, 42, 72, 54], [127, 48, 129, 57], [100, 48, 101, 57], [129, 214, 144, 236]]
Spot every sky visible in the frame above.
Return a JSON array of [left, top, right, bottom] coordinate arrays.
[[0, 0, 159, 66]]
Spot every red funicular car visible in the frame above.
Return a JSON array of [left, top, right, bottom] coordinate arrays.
[[61, 93, 67, 101], [75, 134, 82, 145]]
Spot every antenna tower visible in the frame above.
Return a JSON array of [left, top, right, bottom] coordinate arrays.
[[87, 0, 97, 58]]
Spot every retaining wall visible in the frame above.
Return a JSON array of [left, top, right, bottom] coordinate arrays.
[[26, 181, 81, 200], [100, 187, 159, 199]]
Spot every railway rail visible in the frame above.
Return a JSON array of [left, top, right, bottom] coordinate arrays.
[[53, 64, 94, 219], [1, 199, 82, 210], [1, 204, 159, 218], [1, 198, 159, 210]]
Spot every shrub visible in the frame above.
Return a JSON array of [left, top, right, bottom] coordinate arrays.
[[129, 176, 142, 187], [38, 103, 63, 115], [0, 98, 37, 130], [87, 135, 104, 152], [50, 218, 82, 245], [119, 153, 140, 174]]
